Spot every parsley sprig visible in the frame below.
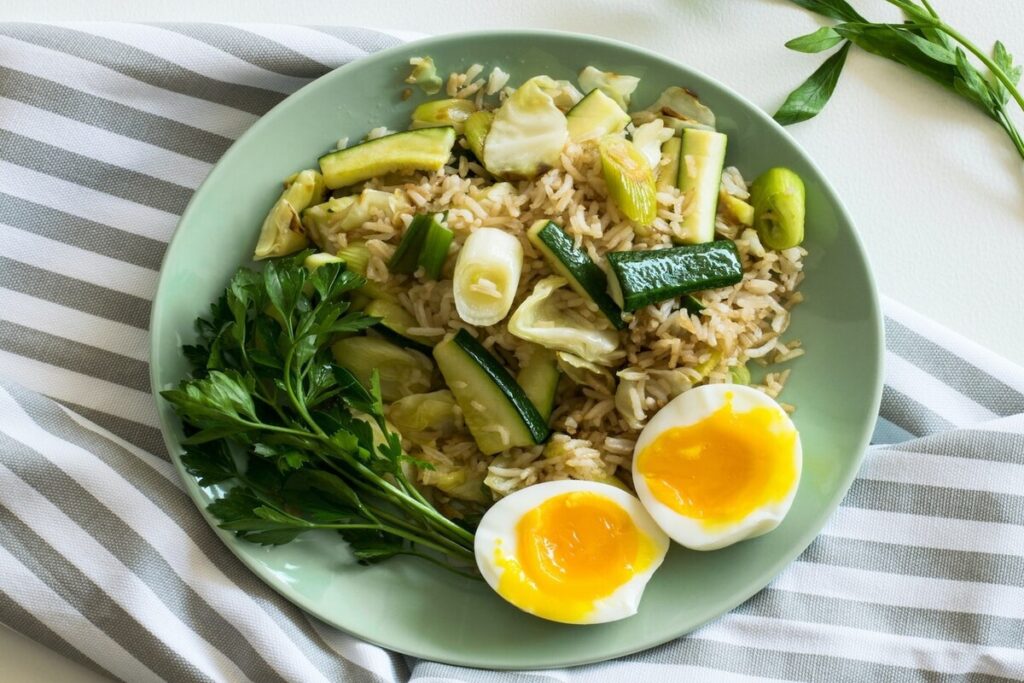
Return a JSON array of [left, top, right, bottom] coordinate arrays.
[[161, 252, 477, 573], [776, 0, 1024, 160]]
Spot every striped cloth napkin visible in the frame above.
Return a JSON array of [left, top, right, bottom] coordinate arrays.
[[1, 22, 1022, 682]]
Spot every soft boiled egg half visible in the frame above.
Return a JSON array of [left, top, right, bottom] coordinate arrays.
[[474, 480, 669, 624], [632, 383, 802, 551]]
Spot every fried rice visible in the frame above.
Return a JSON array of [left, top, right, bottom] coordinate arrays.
[[309, 132, 806, 505]]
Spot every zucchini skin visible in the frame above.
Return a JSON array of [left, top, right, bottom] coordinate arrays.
[[607, 241, 743, 311], [374, 324, 434, 354], [528, 221, 626, 329], [448, 329, 550, 444], [364, 299, 435, 353]]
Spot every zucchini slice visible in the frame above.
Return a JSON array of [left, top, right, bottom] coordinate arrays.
[[363, 299, 435, 352], [515, 346, 560, 421], [331, 336, 433, 402], [434, 330, 549, 455], [676, 129, 727, 244], [607, 241, 743, 312], [566, 88, 630, 142], [319, 127, 456, 190], [526, 220, 625, 329]]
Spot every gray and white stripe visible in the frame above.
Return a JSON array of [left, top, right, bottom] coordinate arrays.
[[0, 22, 1021, 682]]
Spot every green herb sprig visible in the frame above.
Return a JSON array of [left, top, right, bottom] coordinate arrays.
[[162, 252, 478, 574], [776, 0, 1024, 160]]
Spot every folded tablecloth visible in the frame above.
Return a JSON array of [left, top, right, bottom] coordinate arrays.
[[0, 22, 1022, 682]]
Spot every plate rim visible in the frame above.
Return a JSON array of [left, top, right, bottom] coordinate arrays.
[[149, 28, 885, 670]]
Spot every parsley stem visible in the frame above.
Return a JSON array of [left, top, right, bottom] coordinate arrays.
[[251, 390, 292, 425], [351, 463, 475, 545], [320, 523, 473, 559], [284, 342, 474, 549], [235, 412, 475, 550], [997, 108, 1024, 158], [398, 551, 482, 580]]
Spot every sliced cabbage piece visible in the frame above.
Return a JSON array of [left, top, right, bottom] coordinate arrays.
[[453, 227, 523, 326], [483, 76, 568, 178], [508, 276, 621, 366], [424, 466, 490, 503], [254, 198, 306, 260], [630, 119, 675, 171], [468, 181, 515, 205], [463, 110, 493, 160], [253, 170, 325, 260], [555, 351, 614, 392], [578, 66, 641, 109], [301, 189, 409, 251], [387, 390, 459, 442], [614, 374, 646, 430], [533, 76, 584, 110], [631, 86, 716, 133], [648, 368, 694, 397]]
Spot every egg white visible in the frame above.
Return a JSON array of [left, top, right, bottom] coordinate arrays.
[[474, 479, 669, 625], [632, 383, 802, 551]]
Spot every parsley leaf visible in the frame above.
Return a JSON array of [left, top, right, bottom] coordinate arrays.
[[162, 255, 478, 575]]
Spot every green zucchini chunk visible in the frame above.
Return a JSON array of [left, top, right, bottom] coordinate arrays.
[[434, 329, 550, 455], [319, 127, 456, 189], [607, 241, 743, 312], [527, 220, 626, 329], [677, 129, 727, 244], [566, 88, 630, 142]]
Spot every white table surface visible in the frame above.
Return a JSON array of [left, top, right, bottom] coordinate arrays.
[[2, 0, 1023, 679]]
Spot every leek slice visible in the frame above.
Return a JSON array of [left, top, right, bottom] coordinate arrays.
[[453, 227, 523, 326], [598, 135, 657, 227]]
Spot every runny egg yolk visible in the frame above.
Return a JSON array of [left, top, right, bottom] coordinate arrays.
[[493, 491, 657, 622], [636, 395, 798, 527]]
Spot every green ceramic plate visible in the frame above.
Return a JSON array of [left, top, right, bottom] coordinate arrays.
[[151, 30, 883, 670]]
